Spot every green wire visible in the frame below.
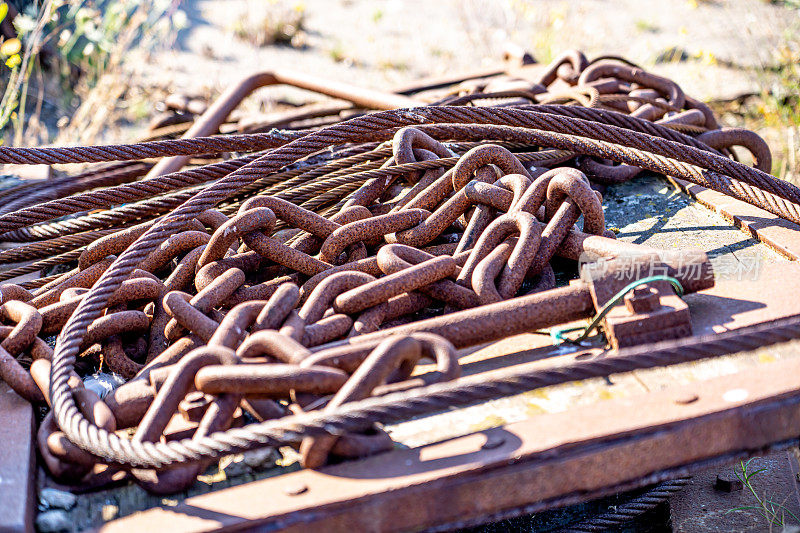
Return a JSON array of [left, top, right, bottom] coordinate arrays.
[[551, 275, 684, 345]]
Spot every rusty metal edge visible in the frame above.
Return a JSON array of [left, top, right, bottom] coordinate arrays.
[[392, 67, 508, 96], [98, 342, 800, 533], [0, 382, 36, 533], [392, 62, 546, 96], [668, 176, 800, 260], [148, 70, 422, 178]]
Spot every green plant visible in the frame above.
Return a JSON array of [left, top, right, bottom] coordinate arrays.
[[328, 42, 345, 63], [377, 59, 408, 72], [727, 458, 800, 529], [766, 0, 800, 8], [0, 0, 52, 143], [748, 42, 799, 182], [0, 0, 185, 145], [707, 24, 799, 184]]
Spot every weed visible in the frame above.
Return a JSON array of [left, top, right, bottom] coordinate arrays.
[[708, 25, 800, 183], [635, 19, 659, 33], [328, 43, 345, 63], [766, 0, 800, 8], [726, 458, 800, 530], [0, 0, 52, 144], [686, 0, 719, 7], [430, 47, 453, 61], [377, 59, 408, 72]]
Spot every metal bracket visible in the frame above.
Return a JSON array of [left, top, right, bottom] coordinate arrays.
[[585, 257, 696, 349]]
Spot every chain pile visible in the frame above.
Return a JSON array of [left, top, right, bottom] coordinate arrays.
[[0, 51, 796, 497]]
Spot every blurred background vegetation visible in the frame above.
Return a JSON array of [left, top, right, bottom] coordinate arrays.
[[0, 0, 185, 146], [712, 38, 799, 183]]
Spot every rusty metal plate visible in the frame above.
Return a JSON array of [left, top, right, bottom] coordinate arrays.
[[51, 172, 800, 531], [671, 176, 800, 261], [99, 341, 800, 532]]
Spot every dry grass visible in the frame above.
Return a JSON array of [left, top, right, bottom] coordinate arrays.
[[230, 0, 307, 49], [709, 38, 800, 184], [1, 0, 184, 147]]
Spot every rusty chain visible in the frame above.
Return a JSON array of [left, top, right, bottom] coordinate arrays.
[[0, 51, 795, 496]]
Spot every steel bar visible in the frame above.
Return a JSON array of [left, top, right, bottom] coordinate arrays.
[[147, 70, 420, 178]]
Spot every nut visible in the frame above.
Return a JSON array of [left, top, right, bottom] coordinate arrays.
[[624, 286, 660, 313]]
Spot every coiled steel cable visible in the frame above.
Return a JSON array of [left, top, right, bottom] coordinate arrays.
[[20, 271, 64, 290], [6, 106, 793, 206], [2, 184, 211, 241], [0, 153, 266, 237], [563, 478, 691, 532], [0, 248, 84, 283], [0, 229, 116, 263], [0, 130, 310, 165], [0, 104, 743, 239], [0, 162, 152, 217], [0, 161, 149, 204], [0, 142, 390, 240], [0, 140, 556, 247]]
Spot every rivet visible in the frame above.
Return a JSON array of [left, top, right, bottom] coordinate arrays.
[[284, 483, 308, 496], [481, 434, 505, 450], [674, 393, 699, 405]]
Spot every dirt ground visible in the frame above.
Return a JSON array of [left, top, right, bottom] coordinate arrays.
[[144, 0, 797, 102], [109, 0, 796, 181]]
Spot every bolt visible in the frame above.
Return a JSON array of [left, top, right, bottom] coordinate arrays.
[[624, 286, 660, 314], [178, 391, 211, 423], [714, 472, 743, 492]]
